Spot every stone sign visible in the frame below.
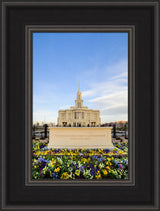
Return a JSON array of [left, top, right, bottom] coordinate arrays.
[[48, 127, 113, 149]]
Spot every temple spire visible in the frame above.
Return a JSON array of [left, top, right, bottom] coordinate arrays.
[[76, 81, 82, 102]]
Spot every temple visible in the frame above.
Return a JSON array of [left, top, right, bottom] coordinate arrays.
[[57, 82, 101, 127]]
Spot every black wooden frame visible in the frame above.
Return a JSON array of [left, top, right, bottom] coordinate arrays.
[[0, 1, 159, 210]]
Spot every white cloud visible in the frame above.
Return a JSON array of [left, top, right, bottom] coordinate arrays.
[[82, 90, 96, 97], [101, 104, 127, 115], [111, 71, 128, 80], [81, 62, 128, 123], [33, 110, 58, 124]]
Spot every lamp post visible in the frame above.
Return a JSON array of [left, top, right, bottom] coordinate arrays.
[[44, 124, 48, 139], [113, 124, 116, 139]]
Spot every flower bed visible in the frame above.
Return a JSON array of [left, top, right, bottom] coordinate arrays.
[[32, 141, 128, 180]]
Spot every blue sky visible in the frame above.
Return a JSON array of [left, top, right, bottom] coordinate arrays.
[[33, 32, 128, 124]]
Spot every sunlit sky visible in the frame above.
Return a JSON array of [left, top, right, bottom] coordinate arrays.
[[33, 32, 128, 124]]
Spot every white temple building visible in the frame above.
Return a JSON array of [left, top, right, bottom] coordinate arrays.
[[57, 82, 101, 127]]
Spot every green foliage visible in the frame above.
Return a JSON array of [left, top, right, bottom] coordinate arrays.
[[32, 142, 128, 180]]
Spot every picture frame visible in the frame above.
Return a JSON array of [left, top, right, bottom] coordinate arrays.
[[1, 0, 159, 210], [27, 25, 134, 186]]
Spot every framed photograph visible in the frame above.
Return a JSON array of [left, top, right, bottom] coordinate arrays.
[[30, 28, 131, 183], [1, 0, 159, 210]]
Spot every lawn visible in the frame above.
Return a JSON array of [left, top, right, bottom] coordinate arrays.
[[32, 141, 128, 180]]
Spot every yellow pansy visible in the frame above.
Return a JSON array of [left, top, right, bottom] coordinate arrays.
[[102, 169, 108, 176], [88, 158, 91, 162], [75, 170, 80, 176], [54, 167, 60, 172], [95, 170, 102, 179]]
